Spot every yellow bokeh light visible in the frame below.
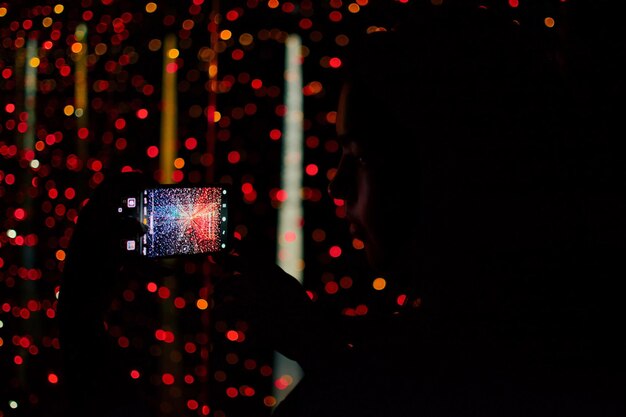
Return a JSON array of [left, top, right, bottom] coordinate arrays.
[[348, 3, 360, 13], [310, 81, 323, 93], [167, 48, 179, 59], [213, 111, 221, 122], [239, 33, 254, 46], [209, 64, 218, 77], [215, 40, 227, 53], [71, 43, 83, 54], [335, 34, 350, 46], [0, 7, 7, 17], [174, 157, 185, 169], [198, 47, 215, 62], [268, 0, 279, 8], [264, 396, 277, 407], [56, 250, 66, 261], [148, 39, 162, 51], [145, 2, 157, 13], [372, 277, 386, 291], [352, 238, 364, 250], [29, 57, 40, 68], [196, 299, 209, 310], [64, 105, 75, 116], [95, 43, 107, 55], [544, 17, 555, 28], [53, 4, 64, 14], [220, 30, 232, 40], [366, 26, 387, 34], [42, 17, 53, 27]]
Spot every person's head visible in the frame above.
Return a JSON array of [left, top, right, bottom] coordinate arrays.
[[327, 5, 573, 284]]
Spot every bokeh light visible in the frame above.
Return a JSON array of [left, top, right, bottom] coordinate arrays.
[[0, 1, 578, 416]]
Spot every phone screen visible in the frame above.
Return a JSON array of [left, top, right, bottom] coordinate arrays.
[[120, 185, 229, 258]]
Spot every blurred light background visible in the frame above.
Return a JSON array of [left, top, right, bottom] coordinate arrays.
[[0, 0, 608, 416]]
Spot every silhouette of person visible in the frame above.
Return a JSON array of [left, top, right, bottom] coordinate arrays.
[[214, 4, 626, 417], [58, 3, 626, 417], [57, 171, 164, 417]]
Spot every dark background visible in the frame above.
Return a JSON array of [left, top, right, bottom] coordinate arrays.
[[0, 0, 623, 416]]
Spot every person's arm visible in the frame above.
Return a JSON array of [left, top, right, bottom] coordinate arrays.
[[211, 245, 387, 373], [57, 171, 157, 417]]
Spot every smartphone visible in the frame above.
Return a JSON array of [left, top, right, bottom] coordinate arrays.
[[118, 184, 229, 258]]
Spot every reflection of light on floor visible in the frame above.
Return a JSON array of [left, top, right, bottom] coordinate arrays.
[[273, 33, 304, 407]]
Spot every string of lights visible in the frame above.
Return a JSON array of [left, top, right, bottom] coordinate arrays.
[[0, 1, 589, 416]]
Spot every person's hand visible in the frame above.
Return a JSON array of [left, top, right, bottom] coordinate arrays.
[[60, 170, 170, 311], [71, 171, 151, 262], [210, 236, 314, 362]]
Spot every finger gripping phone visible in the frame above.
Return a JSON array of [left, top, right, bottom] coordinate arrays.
[[119, 184, 229, 258]]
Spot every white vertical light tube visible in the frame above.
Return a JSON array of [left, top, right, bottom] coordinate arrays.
[[24, 37, 37, 151], [273, 33, 304, 406]]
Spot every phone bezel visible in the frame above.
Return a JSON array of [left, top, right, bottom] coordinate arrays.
[[119, 183, 230, 259]]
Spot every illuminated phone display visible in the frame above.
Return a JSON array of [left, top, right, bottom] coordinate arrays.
[[138, 185, 228, 258]]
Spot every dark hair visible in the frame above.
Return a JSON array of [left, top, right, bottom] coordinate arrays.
[[341, 5, 578, 244], [343, 5, 572, 150], [339, 5, 626, 357]]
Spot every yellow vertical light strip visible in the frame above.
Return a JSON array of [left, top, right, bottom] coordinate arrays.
[[73, 23, 88, 163], [160, 33, 178, 184], [273, 33, 304, 407]]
